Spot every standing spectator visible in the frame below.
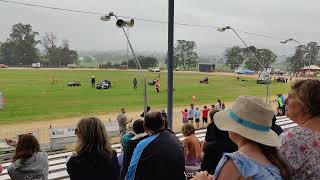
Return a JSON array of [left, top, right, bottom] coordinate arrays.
[[276, 94, 283, 116], [118, 123, 135, 167], [7, 134, 48, 180], [67, 117, 120, 180], [194, 107, 201, 128], [140, 106, 151, 118], [155, 80, 160, 93], [117, 108, 133, 136], [133, 78, 138, 89], [195, 96, 290, 180], [182, 124, 201, 166], [215, 99, 222, 110], [279, 79, 320, 179], [91, 75, 96, 87], [181, 108, 189, 124], [201, 110, 237, 174], [188, 104, 195, 125], [202, 106, 209, 127], [126, 111, 185, 180], [121, 120, 148, 179], [280, 94, 286, 115], [0, 164, 3, 173]]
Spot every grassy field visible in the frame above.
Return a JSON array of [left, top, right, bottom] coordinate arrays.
[[0, 69, 290, 124]]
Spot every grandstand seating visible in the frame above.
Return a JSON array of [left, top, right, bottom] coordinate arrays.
[[0, 116, 297, 180]]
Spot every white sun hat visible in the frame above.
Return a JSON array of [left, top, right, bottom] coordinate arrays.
[[214, 96, 280, 147]]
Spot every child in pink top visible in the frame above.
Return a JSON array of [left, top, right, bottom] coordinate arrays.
[[181, 109, 188, 124]]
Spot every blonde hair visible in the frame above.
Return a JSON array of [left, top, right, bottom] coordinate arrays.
[[75, 117, 113, 158]]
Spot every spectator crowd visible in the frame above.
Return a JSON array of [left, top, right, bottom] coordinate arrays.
[[1, 79, 320, 180]]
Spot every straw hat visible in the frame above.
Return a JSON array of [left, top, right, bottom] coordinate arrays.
[[214, 96, 280, 147]]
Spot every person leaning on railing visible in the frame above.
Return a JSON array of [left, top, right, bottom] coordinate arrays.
[[279, 79, 320, 180]]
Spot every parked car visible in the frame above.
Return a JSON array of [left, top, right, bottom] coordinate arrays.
[[96, 80, 112, 89], [0, 64, 8, 68], [149, 67, 160, 72], [68, 81, 81, 86]]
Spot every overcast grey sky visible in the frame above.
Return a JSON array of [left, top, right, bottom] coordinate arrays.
[[0, 0, 319, 56]]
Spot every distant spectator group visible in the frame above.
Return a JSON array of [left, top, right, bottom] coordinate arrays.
[[2, 79, 320, 180]]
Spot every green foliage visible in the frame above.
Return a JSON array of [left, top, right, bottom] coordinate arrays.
[[0, 69, 290, 124], [225, 46, 245, 70], [0, 23, 40, 65], [128, 55, 158, 69], [287, 42, 320, 72], [173, 40, 198, 70], [41, 34, 78, 67], [244, 47, 277, 71]]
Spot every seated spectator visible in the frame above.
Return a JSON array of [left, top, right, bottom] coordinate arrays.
[[279, 79, 320, 179], [7, 134, 48, 180], [121, 123, 135, 149], [182, 124, 201, 166], [194, 96, 290, 180], [140, 106, 151, 118], [118, 123, 135, 167], [201, 110, 237, 174], [126, 111, 185, 180], [121, 120, 148, 179], [271, 115, 283, 135], [67, 117, 120, 180]]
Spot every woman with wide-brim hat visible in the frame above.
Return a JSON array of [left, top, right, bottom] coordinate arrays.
[[192, 96, 290, 180]]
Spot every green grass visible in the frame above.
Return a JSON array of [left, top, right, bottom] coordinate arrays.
[[0, 69, 290, 124]]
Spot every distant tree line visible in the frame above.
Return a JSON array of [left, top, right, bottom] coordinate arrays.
[[0, 23, 78, 67], [99, 55, 159, 69], [224, 43, 320, 72]]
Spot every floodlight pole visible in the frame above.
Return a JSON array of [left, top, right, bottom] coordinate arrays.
[[101, 13, 148, 116], [115, 16, 148, 117], [167, 0, 174, 130], [218, 26, 269, 103]]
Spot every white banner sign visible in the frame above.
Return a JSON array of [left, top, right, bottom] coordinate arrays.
[[50, 122, 119, 139]]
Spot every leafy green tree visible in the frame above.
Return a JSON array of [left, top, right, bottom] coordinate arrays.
[[224, 46, 245, 70], [0, 23, 39, 65], [286, 42, 320, 72], [174, 40, 198, 70], [41, 33, 78, 66], [243, 46, 277, 71]]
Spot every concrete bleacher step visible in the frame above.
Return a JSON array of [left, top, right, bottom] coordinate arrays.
[[0, 117, 297, 180]]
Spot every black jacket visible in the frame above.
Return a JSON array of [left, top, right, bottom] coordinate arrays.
[[201, 122, 237, 174], [67, 150, 120, 180], [121, 135, 148, 179], [133, 130, 185, 180]]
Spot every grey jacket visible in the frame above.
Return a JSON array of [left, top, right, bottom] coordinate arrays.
[[7, 152, 49, 180]]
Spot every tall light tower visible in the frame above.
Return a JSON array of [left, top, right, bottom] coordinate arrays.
[[217, 26, 271, 103], [100, 12, 148, 117]]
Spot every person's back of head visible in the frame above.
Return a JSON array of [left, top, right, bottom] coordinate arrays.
[[182, 124, 195, 137], [204, 105, 207, 109], [120, 108, 126, 114], [144, 111, 165, 134], [184, 108, 188, 112], [12, 134, 40, 162], [147, 106, 151, 112], [75, 117, 113, 158], [133, 120, 145, 134]]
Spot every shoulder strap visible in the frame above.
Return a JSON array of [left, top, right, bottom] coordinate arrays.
[[126, 133, 160, 180]]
